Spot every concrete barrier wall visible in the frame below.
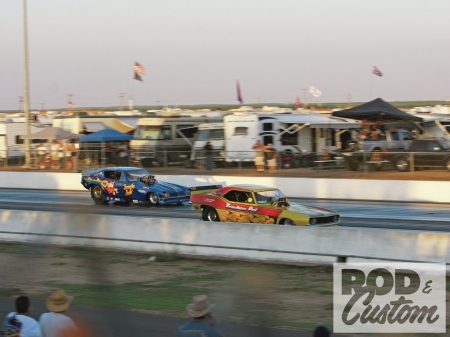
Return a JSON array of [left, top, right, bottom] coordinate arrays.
[[1, 210, 449, 264], [0, 171, 449, 202]]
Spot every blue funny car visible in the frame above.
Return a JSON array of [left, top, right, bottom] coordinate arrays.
[[81, 167, 190, 206]]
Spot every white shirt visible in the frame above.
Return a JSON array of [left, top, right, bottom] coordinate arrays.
[[5, 312, 42, 337], [118, 144, 128, 158], [39, 312, 77, 337], [37, 145, 47, 155]]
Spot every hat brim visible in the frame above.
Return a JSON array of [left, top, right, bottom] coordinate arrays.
[[46, 295, 73, 312], [186, 303, 215, 318]]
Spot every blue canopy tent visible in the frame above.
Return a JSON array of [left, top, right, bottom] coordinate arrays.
[[80, 129, 133, 142], [80, 129, 133, 166]]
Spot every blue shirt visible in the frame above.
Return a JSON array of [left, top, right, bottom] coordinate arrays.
[[178, 321, 223, 337]]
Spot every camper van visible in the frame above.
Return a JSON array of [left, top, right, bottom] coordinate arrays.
[[130, 117, 222, 167], [191, 113, 360, 165]]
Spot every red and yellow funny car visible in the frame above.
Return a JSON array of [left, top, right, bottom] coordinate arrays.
[[190, 184, 339, 227]]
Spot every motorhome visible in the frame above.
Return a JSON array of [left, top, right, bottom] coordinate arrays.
[[130, 117, 222, 167], [190, 113, 360, 165], [0, 117, 51, 164]]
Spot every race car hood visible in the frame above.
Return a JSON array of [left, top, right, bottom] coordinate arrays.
[[287, 203, 337, 217], [141, 181, 189, 195]]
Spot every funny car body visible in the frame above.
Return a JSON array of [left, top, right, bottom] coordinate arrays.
[[81, 167, 190, 205], [190, 184, 339, 226]]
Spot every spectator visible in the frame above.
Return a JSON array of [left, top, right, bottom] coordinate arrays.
[[117, 141, 129, 166], [39, 289, 78, 337], [178, 295, 223, 337], [265, 143, 278, 173], [64, 142, 72, 170], [313, 325, 331, 337], [4, 296, 42, 337], [50, 140, 59, 169], [37, 143, 47, 169], [252, 140, 266, 172], [69, 140, 78, 171], [58, 142, 65, 169], [203, 141, 214, 172]]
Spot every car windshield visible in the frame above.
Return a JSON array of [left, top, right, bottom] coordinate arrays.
[[254, 189, 285, 204], [126, 169, 151, 181]]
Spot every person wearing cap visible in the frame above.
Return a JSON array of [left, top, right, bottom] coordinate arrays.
[[39, 289, 78, 337], [178, 295, 223, 337], [4, 296, 42, 337], [313, 324, 331, 337]]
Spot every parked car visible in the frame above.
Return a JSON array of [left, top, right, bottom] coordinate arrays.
[[190, 184, 340, 226], [81, 167, 191, 205], [385, 138, 450, 172]]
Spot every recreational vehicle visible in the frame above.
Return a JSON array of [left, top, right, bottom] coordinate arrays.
[[130, 117, 222, 167], [191, 113, 360, 165]]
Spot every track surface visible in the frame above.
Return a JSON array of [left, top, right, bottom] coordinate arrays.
[[1, 189, 449, 232]]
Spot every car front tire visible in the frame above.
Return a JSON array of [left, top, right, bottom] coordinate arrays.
[[280, 218, 296, 226], [91, 185, 108, 205], [145, 192, 159, 206]]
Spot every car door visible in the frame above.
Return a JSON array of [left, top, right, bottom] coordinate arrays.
[[103, 170, 125, 199], [425, 140, 443, 167], [220, 190, 258, 223]]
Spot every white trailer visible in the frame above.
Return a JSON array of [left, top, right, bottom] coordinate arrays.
[[191, 113, 360, 165]]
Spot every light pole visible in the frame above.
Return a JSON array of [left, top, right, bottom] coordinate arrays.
[[23, 0, 31, 166], [119, 93, 124, 111]]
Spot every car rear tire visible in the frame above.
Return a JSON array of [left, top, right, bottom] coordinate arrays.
[[203, 207, 220, 222], [395, 157, 409, 172], [91, 185, 108, 205], [280, 218, 296, 226]]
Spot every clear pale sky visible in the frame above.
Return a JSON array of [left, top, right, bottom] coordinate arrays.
[[2, 0, 450, 110]]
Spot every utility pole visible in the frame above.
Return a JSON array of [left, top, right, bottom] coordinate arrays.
[[19, 96, 24, 113], [41, 103, 45, 111], [23, 0, 31, 166], [119, 93, 124, 111], [302, 89, 308, 109], [347, 93, 352, 107]]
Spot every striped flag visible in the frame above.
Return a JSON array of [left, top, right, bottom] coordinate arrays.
[[134, 62, 146, 75], [134, 72, 142, 81], [372, 66, 383, 77], [236, 81, 243, 104], [68, 101, 76, 109]]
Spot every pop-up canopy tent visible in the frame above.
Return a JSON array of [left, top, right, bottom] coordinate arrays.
[[20, 126, 83, 140], [332, 98, 423, 122], [80, 129, 133, 142], [80, 129, 133, 166]]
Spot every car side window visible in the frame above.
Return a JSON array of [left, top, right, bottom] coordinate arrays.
[[223, 190, 253, 203], [105, 171, 121, 180]]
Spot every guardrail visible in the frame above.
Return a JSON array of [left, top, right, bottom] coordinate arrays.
[[1, 171, 450, 202], [0, 210, 449, 265]]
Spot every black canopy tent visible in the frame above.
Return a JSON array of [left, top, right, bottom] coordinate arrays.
[[332, 98, 423, 122]]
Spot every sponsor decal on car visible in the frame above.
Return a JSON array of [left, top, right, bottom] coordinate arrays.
[[123, 183, 135, 196], [225, 203, 258, 212]]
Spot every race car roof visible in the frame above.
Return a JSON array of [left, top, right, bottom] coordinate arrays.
[[216, 184, 277, 193]]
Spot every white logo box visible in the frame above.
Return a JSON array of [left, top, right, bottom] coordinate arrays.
[[333, 262, 446, 333]]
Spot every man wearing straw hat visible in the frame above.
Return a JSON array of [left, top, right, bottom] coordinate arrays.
[[39, 289, 78, 337], [178, 295, 223, 337]]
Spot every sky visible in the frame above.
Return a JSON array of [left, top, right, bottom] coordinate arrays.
[[2, 0, 450, 110]]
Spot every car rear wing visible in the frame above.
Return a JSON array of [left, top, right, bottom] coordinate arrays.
[[189, 185, 222, 195]]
